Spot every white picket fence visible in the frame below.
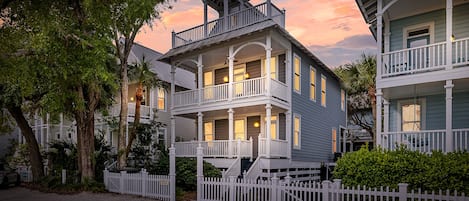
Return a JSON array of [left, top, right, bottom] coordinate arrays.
[[199, 176, 468, 201], [103, 169, 170, 201]]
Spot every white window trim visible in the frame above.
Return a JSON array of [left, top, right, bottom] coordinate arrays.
[[310, 66, 316, 102], [402, 22, 435, 49], [341, 89, 346, 111], [293, 113, 301, 149], [293, 54, 301, 94], [321, 75, 327, 107], [397, 98, 426, 131], [157, 88, 167, 112], [157, 127, 167, 147]]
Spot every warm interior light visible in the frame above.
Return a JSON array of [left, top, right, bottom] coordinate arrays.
[[130, 97, 135, 102], [253, 122, 260, 128], [223, 76, 229, 83], [451, 34, 455, 42], [245, 73, 250, 79]]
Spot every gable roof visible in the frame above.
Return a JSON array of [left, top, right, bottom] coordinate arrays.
[[128, 43, 195, 89]]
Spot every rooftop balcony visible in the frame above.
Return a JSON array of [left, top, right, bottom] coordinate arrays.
[[172, 2, 285, 48]]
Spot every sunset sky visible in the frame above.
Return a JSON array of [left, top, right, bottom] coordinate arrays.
[[135, 0, 376, 68]]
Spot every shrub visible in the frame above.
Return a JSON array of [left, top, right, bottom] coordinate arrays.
[[333, 146, 469, 194]]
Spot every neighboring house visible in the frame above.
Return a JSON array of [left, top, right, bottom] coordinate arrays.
[[17, 43, 195, 152], [0, 127, 18, 161], [159, 0, 346, 180], [356, 0, 469, 152]]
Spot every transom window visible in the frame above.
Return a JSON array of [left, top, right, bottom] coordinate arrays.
[[294, 55, 301, 93]]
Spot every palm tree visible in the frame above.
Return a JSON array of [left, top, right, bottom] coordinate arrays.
[[124, 56, 163, 159]]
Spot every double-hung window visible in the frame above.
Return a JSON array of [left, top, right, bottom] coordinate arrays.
[[321, 75, 326, 107], [310, 67, 316, 101], [294, 55, 301, 93]]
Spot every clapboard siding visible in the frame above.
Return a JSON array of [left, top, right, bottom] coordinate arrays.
[[246, 60, 262, 79], [279, 113, 286, 140], [291, 45, 346, 162], [215, 67, 228, 85], [215, 119, 229, 140], [389, 3, 469, 51], [278, 54, 286, 83]]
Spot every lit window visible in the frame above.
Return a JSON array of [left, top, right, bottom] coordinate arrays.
[[332, 128, 337, 153], [264, 116, 277, 140], [234, 119, 245, 140], [204, 71, 214, 100], [263, 56, 277, 79], [157, 128, 166, 146], [157, 88, 165, 111], [321, 76, 326, 107], [341, 89, 345, 111], [204, 122, 213, 141], [234, 67, 245, 96], [310, 67, 316, 101], [294, 55, 301, 93], [402, 104, 421, 131], [293, 114, 301, 149]]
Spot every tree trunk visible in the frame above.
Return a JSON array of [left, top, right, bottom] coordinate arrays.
[[125, 82, 143, 155], [369, 86, 377, 145], [118, 60, 129, 169], [7, 105, 44, 182]]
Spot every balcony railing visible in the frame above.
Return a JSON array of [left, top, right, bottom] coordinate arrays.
[[381, 37, 469, 78], [173, 77, 288, 108], [110, 103, 151, 119], [174, 139, 252, 158], [172, 2, 285, 48], [380, 128, 469, 153], [258, 136, 288, 158]]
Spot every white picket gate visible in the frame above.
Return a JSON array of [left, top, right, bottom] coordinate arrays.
[[103, 169, 170, 201], [199, 176, 468, 201]]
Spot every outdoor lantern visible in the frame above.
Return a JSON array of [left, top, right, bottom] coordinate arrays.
[[253, 121, 260, 128], [245, 73, 250, 79], [130, 97, 135, 102], [223, 76, 229, 83]]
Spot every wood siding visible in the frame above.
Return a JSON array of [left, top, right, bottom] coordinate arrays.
[[246, 60, 261, 79], [215, 67, 229, 85], [215, 119, 229, 140], [278, 54, 286, 83]]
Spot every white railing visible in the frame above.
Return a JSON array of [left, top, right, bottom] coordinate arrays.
[[233, 77, 265, 99], [199, 177, 468, 201], [258, 136, 288, 158], [203, 83, 229, 103], [104, 169, 170, 201], [111, 103, 151, 119], [223, 158, 241, 178], [173, 2, 285, 47], [381, 130, 446, 152], [382, 42, 446, 77], [173, 89, 198, 107], [453, 128, 469, 151], [271, 78, 288, 101], [174, 140, 252, 158], [453, 37, 469, 66]]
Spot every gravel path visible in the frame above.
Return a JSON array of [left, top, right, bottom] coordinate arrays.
[[0, 187, 161, 201]]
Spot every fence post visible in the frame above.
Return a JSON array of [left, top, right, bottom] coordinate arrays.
[[141, 169, 148, 197], [284, 173, 292, 184], [197, 146, 204, 201], [120, 171, 127, 194], [271, 173, 279, 201], [169, 147, 176, 201], [229, 176, 236, 201], [237, 139, 241, 158], [61, 169, 66, 184], [249, 137, 253, 162], [103, 169, 109, 189], [322, 180, 331, 201], [398, 183, 408, 201], [333, 179, 342, 201]]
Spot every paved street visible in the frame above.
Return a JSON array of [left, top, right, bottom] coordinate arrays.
[[0, 187, 160, 201]]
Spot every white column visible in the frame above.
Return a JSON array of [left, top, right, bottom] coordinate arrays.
[[445, 80, 454, 152], [228, 108, 234, 158], [224, 0, 229, 31], [265, 34, 272, 97], [383, 99, 390, 135], [266, 0, 272, 18], [286, 49, 292, 104], [196, 145, 203, 201], [265, 104, 272, 158], [446, 0, 453, 70], [376, 89, 383, 147], [228, 46, 234, 101], [170, 66, 176, 145], [285, 111, 292, 159], [149, 89, 154, 118], [198, 54, 203, 105], [197, 112, 203, 143], [203, 0, 208, 37], [376, 0, 383, 81], [169, 65, 176, 201]]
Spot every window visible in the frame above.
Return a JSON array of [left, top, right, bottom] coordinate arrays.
[[321, 75, 326, 107], [404, 23, 433, 49], [293, 55, 301, 93], [332, 128, 337, 153], [293, 114, 301, 149], [234, 66, 245, 96], [234, 119, 245, 140], [263, 56, 277, 79], [401, 103, 421, 131], [341, 89, 345, 111], [204, 122, 214, 141], [156, 128, 166, 146], [266, 116, 277, 140], [204, 71, 213, 100], [157, 88, 165, 111], [310, 67, 316, 101]]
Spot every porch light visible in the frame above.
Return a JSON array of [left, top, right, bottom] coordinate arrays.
[[451, 34, 455, 42], [253, 122, 260, 128], [245, 73, 250, 79], [223, 76, 229, 83], [130, 97, 135, 102]]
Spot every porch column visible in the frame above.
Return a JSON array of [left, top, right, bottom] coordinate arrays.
[[228, 108, 234, 158], [198, 54, 203, 105], [266, 0, 272, 18], [197, 112, 203, 143], [203, 0, 208, 37], [265, 34, 272, 97], [170, 66, 176, 145], [169, 65, 176, 201], [265, 103, 272, 158], [285, 111, 292, 159], [224, 0, 229, 31], [445, 80, 454, 152], [446, 0, 453, 70], [228, 46, 234, 101], [149, 89, 154, 118], [383, 99, 390, 149], [376, 89, 383, 147], [376, 0, 383, 81]]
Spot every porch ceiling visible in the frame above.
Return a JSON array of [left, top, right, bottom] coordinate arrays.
[[382, 78, 469, 100]]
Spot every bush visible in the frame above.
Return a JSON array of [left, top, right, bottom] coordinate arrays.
[[333, 146, 469, 194]]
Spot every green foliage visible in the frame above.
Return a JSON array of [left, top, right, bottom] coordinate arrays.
[[334, 147, 469, 193]]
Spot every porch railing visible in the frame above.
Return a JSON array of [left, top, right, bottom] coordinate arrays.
[[271, 78, 288, 101], [173, 90, 198, 107], [452, 37, 469, 66], [174, 140, 252, 158], [111, 103, 151, 119], [258, 136, 288, 158], [202, 83, 229, 103], [233, 77, 265, 99], [453, 128, 469, 151], [173, 2, 285, 48]]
